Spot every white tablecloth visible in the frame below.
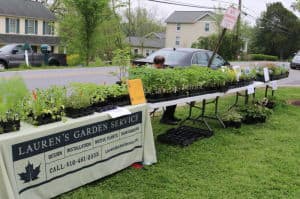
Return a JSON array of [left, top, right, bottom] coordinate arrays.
[[0, 104, 156, 199]]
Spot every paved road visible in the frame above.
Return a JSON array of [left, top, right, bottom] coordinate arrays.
[[0, 62, 298, 90], [0, 67, 119, 90]]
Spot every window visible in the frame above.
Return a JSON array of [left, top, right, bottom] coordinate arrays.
[[6, 18, 19, 33], [146, 49, 150, 56], [176, 24, 181, 31], [205, 23, 210, 32], [43, 21, 54, 35], [134, 49, 138, 54], [191, 52, 209, 66], [13, 45, 25, 54], [175, 36, 180, 46], [25, 19, 37, 34]]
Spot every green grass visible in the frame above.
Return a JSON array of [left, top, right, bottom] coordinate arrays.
[[59, 88, 300, 199]]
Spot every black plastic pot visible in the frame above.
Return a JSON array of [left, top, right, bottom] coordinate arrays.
[[224, 121, 242, 128], [27, 112, 62, 126], [0, 119, 20, 133], [65, 106, 94, 118], [243, 115, 267, 124]]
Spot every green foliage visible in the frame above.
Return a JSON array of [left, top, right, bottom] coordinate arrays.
[[252, 2, 300, 59], [61, 0, 109, 66], [222, 109, 243, 122], [0, 77, 28, 121], [20, 86, 66, 125], [64, 83, 95, 109], [129, 66, 245, 94], [122, 7, 165, 37], [112, 48, 131, 82], [192, 32, 243, 60], [67, 54, 82, 66], [249, 54, 278, 61]]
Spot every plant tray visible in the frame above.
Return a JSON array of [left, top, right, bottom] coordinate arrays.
[[270, 73, 289, 81], [94, 105, 117, 113], [157, 126, 213, 147], [27, 113, 62, 126], [65, 107, 94, 119], [0, 120, 20, 134], [223, 121, 242, 128]]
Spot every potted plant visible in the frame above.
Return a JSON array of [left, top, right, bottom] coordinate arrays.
[[222, 109, 243, 128], [238, 104, 272, 124], [64, 83, 94, 118], [106, 84, 130, 106], [21, 86, 66, 126], [0, 77, 28, 133]]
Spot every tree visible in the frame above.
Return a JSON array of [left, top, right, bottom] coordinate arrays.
[[192, 32, 243, 60], [122, 7, 165, 37], [62, 0, 109, 66], [292, 0, 300, 11], [252, 2, 300, 59]]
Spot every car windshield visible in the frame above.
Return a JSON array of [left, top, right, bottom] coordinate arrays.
[[146, 50, 188, 63], [293, 55, 300, 62], [0, 44, 15, 53]]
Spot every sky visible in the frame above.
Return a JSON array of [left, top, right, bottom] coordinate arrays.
[[129, 0, 298, 25]]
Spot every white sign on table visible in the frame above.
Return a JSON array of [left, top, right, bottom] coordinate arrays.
[[271, 81, 278, 90], [107, 107, 131, 118], [264, 67, 270, 82], [221, 7, 240, 30], [247, 85, 255, 95]]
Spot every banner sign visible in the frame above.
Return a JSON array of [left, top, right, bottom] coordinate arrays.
[[0, 104, 157, 199]]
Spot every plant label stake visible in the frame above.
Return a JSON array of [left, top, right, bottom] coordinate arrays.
[[264, 68, 270, 82]]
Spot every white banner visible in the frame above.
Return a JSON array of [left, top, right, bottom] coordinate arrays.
[[0, 104, 156, 199]]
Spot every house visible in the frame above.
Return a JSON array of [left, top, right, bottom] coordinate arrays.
[[165, 11, 218, 48], [126, 32, 165, 57], [0, 0, 59, 53]]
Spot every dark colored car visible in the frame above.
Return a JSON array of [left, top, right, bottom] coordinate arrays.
[[290, 52, 300, 69], [132, 48, 230, 69], [0, 44, 67, 69]]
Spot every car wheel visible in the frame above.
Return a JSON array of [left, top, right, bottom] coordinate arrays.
[[0, 62, 6, 70], [48, 60, 60, 66]]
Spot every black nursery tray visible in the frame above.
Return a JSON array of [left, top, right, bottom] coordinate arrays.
[[65, 107, 94, 119], [157, 126, 213, 147], [94, 105, 117, 113], [0, 120, 20, 133]]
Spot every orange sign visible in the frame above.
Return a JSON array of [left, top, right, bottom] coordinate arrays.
[[127, 79, 146, 105]]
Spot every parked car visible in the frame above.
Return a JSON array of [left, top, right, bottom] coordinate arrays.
[[132, 48, 230, 69], [290, 52, 300, 69], [0, 44, 67, 69]]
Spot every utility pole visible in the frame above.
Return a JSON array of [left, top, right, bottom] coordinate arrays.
[[236, 0, 242, 58]]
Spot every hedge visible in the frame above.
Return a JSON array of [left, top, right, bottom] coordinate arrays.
[[249, 54, 279, 61]]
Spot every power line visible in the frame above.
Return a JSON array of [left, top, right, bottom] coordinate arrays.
[[147, 0, 291, 34]]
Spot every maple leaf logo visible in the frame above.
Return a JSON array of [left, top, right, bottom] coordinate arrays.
[[18, 161, 40, 183]]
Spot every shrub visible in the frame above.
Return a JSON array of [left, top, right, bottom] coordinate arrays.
[[67, 54, 82, 66], [249, 54, 278, 61]]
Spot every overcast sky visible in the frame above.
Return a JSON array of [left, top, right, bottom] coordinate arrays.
[[130, 0, 298, 25]]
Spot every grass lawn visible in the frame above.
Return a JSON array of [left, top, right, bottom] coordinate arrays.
[[59, 88, 300, 199]]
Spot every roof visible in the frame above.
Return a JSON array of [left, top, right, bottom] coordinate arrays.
[[162, 48, 209, 53], [0, 0, 56, 21], [126, 36, 165, 49], [0, 34, 60, 45], [165, 11, 214, 24]]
